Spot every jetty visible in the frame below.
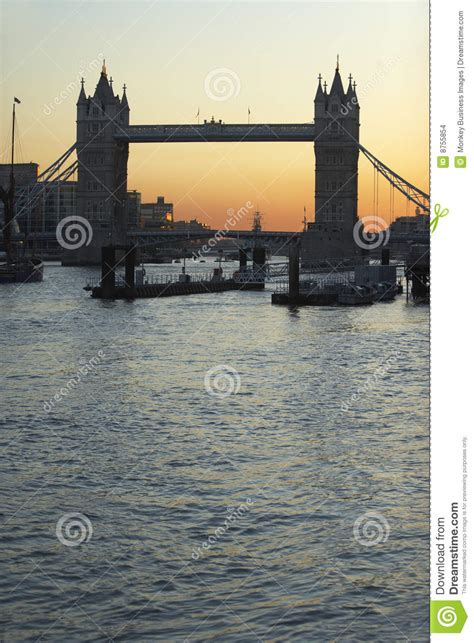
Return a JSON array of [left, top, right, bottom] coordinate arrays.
[[271, 247, 404, 306], [86, 245, 265, 300]]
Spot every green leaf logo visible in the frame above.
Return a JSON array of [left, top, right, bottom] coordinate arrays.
[[430, 600, 467, 634]]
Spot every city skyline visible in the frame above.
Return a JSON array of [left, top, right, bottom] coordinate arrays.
[[0, 1, 429, 231]]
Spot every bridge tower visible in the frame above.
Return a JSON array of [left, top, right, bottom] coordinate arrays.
[[302, 60, 360, 262], [68, 62, 130, 264]]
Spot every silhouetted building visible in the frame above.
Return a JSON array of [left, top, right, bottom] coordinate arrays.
[[39, 181, 77, 233], [172, 218, 210, 231], [389, 210, 429, 236], [0, 166, 77, 235], [126, 190, 141, 229], [141, 196, 173, 229], [386, 209, 429, 254]]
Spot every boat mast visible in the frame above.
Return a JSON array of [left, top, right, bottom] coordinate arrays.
[[11, 100, 16, 171], [6, 99, 17, 260], [0, 99, 18, 262]]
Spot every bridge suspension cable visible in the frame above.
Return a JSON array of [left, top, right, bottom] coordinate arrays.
[[37, 143, 77, 182], [15, 144, 78, 221], [358, 143, 429, 214]]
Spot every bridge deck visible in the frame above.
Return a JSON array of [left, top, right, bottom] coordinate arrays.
[[114, 123, 316, 143], [126, 229, 299, 247]]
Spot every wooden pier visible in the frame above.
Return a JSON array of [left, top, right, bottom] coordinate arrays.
[[91, 277, 263, 299], [88, 245, 265, 300], [271, 245, 403, 306]]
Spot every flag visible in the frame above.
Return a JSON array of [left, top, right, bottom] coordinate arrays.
[[248, 107, 250, 115], [195, 107, 200, 118], [14, 97, 21, 104]]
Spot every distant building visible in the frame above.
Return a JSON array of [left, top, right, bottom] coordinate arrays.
[[40, 181, 76, 233], [172, 218, 210, 232], [126, 190, 141, 229], [0, 158, 146, 241], [386, 209, 429, 255], [0, 166, 76, 234], [140, 196, 173, 229], [389, 210, 429, 236]]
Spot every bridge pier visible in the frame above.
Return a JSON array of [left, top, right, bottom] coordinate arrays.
[[253, 247, 266, 279], [288, 245, 300, 300], [101, 246, 116, 299], [124, 246, 136, 299], [99, 245, 137, 299]]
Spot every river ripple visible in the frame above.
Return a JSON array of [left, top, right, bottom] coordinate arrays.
[[0, 263, 429, 641]]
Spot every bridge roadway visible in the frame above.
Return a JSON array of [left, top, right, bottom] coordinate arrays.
[[15, 230, 429, 247], [113, 123, 316, 143], [127, 229, 299, 247], [126, 229, 429, 248]]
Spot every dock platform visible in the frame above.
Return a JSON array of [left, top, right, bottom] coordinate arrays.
[[271, 292, 338, 306], [91, 278, 263, 299], [87, 245, 266, 300]]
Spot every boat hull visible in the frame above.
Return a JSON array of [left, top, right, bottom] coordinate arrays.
[[0, 259, 44, 284]]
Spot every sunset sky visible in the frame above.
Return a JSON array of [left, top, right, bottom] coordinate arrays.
[[0, 0, 429, 231]]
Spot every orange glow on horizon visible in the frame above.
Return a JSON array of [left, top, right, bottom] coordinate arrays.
[[0, 0, 429, 232]]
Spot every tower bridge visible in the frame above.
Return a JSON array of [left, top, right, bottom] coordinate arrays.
[[18, 60, 429, 264]]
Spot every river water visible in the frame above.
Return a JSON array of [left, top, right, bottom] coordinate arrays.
[[1, 261, 429, 642]]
